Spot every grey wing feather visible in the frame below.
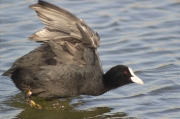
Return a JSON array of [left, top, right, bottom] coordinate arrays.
[[29, 1, 82, 41], [29, 1, 101, 66], [47, 40, 74, 64], [29, 0, 100, 49], [48, 40, 86, 66]]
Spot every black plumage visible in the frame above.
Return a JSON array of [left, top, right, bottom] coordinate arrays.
[[2, 1, 143, 100]]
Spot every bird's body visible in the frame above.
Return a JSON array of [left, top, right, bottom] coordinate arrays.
[[2, 1, 143, 100], [3, 43, 106, 99]]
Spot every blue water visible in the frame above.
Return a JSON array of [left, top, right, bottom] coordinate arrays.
[[0, 0, 180, 118]]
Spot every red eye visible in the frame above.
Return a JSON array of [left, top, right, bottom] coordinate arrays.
[[124, 71, 128, 74]]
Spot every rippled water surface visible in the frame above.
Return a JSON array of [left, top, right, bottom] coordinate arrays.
[[0, 0, 180, 119]]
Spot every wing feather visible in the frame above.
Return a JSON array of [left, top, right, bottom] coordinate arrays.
[[29, 1, 101, 66]]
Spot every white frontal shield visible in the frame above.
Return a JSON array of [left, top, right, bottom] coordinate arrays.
[[128, 68, 144, 84]]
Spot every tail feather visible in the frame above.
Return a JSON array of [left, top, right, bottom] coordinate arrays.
[[2, 68, 13, 77]]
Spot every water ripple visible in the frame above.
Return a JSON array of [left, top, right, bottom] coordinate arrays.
[[0, 0, 179, 118]]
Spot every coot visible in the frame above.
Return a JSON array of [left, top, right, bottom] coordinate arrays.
[[2, 1, 143, 101]]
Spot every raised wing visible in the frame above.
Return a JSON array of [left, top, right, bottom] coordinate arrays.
[[29, 0, 100, 49]]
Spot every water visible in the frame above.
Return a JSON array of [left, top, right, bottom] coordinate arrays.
[[0, 0, 180, 118]]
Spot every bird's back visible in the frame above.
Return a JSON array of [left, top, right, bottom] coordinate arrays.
[[3, 43, 105, 99]]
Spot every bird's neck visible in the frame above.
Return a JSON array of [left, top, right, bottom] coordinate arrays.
[[103, 74, 119, 91]]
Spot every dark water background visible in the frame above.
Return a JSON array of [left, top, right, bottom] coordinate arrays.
[[0, 0, 180, 119]]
